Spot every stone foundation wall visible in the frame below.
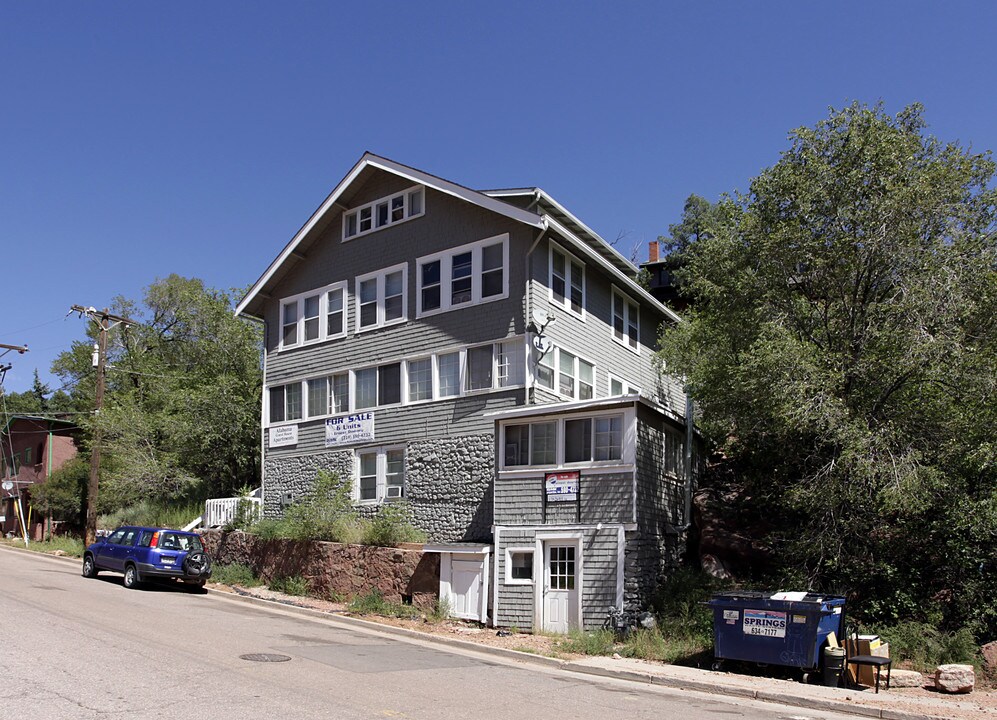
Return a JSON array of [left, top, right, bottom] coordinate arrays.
[[201, 530, 440, 608], [262, 450, 354, 519], [262, 434, 494, 544], [406, 435, 493, 543]]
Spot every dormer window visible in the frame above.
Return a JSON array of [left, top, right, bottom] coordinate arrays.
[[343, 186, 424, 241]]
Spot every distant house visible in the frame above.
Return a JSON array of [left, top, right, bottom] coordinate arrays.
[[1, 416, 80, 539], [236, 153, 699, 631]]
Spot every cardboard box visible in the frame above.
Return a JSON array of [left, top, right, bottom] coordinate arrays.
[[846, 636, 890, 687]]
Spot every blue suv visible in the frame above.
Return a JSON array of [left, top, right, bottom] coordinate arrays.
[[83, 526, 212, 590]]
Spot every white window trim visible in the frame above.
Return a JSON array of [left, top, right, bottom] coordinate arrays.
[[278, 281, 348, 351], [353, 445, 406, 505], [498, 407, 635, 471], [504, 546, 536, 586], [611, 286, 640, 354], [264, 338, 527, 426], [416, 233, 510, 318], [267, 381, 304, 426], [537, 345, 597, 402], [548, 242, 586, 319], [355, 262, 408, 333], [342, 185, 425, 242], [608, 373, 641, 397]]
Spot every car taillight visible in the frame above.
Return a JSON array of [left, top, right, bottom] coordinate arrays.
[[150, 531, 159, 548]]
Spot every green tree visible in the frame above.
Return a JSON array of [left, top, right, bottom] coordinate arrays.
[[659, 102, 997, 633], [53, 275, 263, 508], [1, 370, 75, 415]]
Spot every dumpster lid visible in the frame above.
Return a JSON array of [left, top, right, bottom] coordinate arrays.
[[710, 590, 844, 604]]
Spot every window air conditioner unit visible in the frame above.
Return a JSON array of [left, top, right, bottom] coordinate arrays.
[[386, 486, 403, 499]]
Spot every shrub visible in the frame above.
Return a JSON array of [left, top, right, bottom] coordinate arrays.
[[362, 502, 425, 547], [224, 487, 261, 531], [348, 589, 419, 618], [872, 621, 978, 672], [556, 629, 615, 656], [211, 563, 263, 587], [269, 575, 309, 596]]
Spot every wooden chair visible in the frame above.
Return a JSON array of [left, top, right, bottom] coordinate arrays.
[[845, 629, 892, 693]]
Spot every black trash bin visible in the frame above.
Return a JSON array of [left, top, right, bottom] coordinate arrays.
[[707, 591, 846, 674]]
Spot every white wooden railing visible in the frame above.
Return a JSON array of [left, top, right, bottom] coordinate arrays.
[[185, 488, 262, 530]]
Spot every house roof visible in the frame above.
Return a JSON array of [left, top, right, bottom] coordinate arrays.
[[236, 154, 681, 324], [1, 415, 78, 434]]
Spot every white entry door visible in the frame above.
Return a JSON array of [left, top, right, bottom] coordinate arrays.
[[543, 543, 579, 633], [450, 559, 483, 620]]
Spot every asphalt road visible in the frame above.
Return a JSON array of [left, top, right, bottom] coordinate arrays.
[[1, 548, 855, 720]]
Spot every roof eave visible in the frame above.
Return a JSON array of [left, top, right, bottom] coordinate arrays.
[[236, 154, 545, 318]]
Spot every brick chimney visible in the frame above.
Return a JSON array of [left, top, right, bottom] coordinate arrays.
[[648, 240, 659, 263]]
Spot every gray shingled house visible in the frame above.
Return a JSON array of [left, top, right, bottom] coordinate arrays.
[[236, 153, 697, 631]]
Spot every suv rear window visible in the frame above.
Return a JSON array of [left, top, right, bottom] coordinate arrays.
[[137, 531, 154, 547], [158, 533, 203, 552]]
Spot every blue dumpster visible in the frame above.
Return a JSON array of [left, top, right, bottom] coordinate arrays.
[[708, 591, 846, 672]]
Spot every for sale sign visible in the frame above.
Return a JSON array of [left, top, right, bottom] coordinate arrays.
[[742, 609, 787, 638]]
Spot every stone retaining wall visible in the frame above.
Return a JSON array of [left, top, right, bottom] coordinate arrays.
[[201, 530, 440, 608]]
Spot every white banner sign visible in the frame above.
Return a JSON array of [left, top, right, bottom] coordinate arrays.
[[268, 424, 298, 448], [325, 412, 375, 447]]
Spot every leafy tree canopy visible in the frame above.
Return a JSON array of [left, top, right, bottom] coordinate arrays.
[[659, 102, 997, 634], [53, 275, 263, 507]]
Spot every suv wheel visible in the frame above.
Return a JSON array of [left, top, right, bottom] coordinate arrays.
[[123, 564, 140, 589], [82, 555, 98, 578]]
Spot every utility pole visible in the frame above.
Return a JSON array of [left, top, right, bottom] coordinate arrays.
[[0, 342, 28, 546], [71, 306, 134, 546]]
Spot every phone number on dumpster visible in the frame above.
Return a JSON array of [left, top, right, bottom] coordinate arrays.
[[742, 609, 787, 638]]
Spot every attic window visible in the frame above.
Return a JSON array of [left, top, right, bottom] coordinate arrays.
[[343, 186, 424, 241]]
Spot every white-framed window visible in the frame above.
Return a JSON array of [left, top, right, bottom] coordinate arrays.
[[464, 340, 526, 394], [535, 346, 594, 400], [608, 375, 640, 397], [355, 446, 406, 503], [279, 281, 348, 350], [501, 410, 628, 470], [612, 288, 640, 352], [416, 234, 509, 316], [406, 357, 433, 402], [356, 263, 407, 331], [266, 339, 526, 423], [355, 362, 402, 409], [268, 382, 303, 424], [505, 547, 535, 585], [343, 186, 424, 241], [549, 243, 585, 317]]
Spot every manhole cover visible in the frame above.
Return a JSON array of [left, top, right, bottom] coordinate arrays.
[[240, 653, 292, 663]]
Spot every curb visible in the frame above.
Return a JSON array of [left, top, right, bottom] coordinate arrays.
[[0, 545, 957, 720]]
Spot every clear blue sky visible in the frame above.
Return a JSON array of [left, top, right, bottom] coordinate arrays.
[[2, 1, 995, 393]]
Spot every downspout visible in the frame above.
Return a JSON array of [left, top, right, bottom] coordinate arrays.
[[525, 212, 549, 407], [683, 394, 695, 530]]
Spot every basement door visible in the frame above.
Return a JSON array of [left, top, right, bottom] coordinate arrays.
[[450, 559, 483, 620], [542, 542, 579, 633]]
